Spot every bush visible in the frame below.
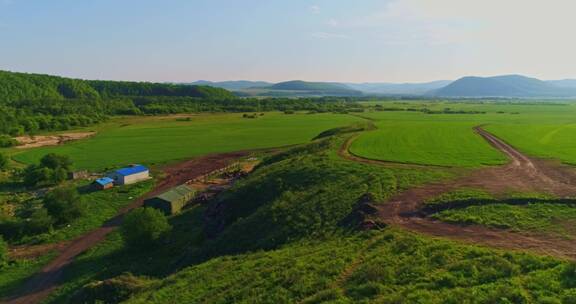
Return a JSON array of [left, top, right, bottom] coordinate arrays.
[[25, 208, 54, 234], [71, 273, 154, 303], [0, 153, 8, 171], [121, 207, 171, 248], [40, 153, 73, 171], [0, 135, 18, 148], [23, 153, 73, 187], [43, 187, 83, 226], [0, 236, 7, 265]]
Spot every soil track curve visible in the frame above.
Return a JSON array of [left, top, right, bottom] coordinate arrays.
[[345, 126, 576, 260]]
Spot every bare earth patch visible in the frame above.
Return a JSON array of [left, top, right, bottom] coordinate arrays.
[[345, 126, 576, 260], [14, 132, 96, 149]]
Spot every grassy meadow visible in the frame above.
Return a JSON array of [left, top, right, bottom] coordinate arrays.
[[12, 101, 576, 170], [38, 137, 576, 304], [10, 101, 576, 303], [347, 101, 576, 167], [10, 112, 362, 171]]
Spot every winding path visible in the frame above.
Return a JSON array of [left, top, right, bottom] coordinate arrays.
[[345, 126, 576, 260], [3, 151, 252, 304]]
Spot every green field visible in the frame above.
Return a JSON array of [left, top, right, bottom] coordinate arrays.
[[348, 111, 507, 167], [11, 101, 576, 303], [11, 113, 362, 170], [349, 102, 576, 167], [13, 102, 576, 170], [38, 137, 575, 304], [486, 124, 576, 165]]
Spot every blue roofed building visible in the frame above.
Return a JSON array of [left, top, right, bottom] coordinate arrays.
[[93, 177, 114, 190], [108, 165, 150, 185]]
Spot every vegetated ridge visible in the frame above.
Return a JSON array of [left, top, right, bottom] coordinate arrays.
[[187, 80, 273, 90], [0, 70, 234, 103]]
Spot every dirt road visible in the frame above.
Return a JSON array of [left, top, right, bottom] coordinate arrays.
[[3, 151, 253, 304], [375, 126, 576, 260]]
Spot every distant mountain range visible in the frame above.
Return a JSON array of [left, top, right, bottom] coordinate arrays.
[[189, 80, 449, 97], [189, 75, 576, 98], [345, 80, 452, 95], [434, 75, 576, 97]]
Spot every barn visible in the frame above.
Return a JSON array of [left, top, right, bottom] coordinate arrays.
[[93, 177, 114, 190], [144, 185, 196, 215], [108, 165, 150, 185]]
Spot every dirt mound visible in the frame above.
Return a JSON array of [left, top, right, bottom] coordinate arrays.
[[15, 132, 96, 149]]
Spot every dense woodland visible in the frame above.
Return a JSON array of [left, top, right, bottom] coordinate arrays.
[[0, 71, 362, 138]]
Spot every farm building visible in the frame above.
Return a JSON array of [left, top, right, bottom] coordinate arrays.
[[144, 185, 196, 215], [68, 170, 89, 180], [93, 177, 114, 190], [108, 165, 150, 185]]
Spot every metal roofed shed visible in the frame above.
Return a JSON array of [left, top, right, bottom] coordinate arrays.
[[93, 177, 114, 190], [144, 185, 196, 215], [108, 165, 150, 185]]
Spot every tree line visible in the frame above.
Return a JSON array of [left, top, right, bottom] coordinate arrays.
[[0, 71, 364, 140]]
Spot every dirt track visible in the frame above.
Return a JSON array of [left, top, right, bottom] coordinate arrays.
[[3, 151, 252, 304], [374, 127, 576, 260]]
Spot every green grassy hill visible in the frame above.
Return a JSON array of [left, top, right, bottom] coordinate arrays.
[[238, 80, 363, 97]]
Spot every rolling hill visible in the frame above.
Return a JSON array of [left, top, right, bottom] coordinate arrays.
[[345, 80, 451, 95], [0, 70, 235, 103], [434, 75, 576, 97], [188, 80, 272, 90], [240, 80, 363, 97]]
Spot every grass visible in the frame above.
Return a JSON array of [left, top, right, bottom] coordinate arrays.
[[126, 229, 575, 304], [15, 179, 154, 245], [40, 136, 449, 303], [37, 135, 576, 304], [0, 252, 55, 298], [11, 101, 576, 302], [486, 123, 576, 165], [433, 202, 576, 236], [351, 101, 576, 166], [350, 118, 507, 167], [424, 188, 494, 208], [424, 188, 576, 236], [10, 113, 363, 171]]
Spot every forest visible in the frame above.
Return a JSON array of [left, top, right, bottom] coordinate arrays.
[[0, 71, 362, 139]]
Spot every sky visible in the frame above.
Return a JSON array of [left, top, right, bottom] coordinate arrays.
[[1, 0, 576, 83]]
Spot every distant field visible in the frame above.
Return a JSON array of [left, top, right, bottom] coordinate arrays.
[[349, 112, 507, 167], [486, 124, 576, 165], [13, 102, 576, 170], [11, 113, 362, 170], [350, 102, 576, 167]]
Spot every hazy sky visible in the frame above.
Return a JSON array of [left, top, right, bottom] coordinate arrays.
[[1, 0, 576, 83]]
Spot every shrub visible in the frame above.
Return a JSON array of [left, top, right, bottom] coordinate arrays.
[[43, 187, 83, 225], [25, 208, 54, 234], [0, 135, 17, 148], [23, 153, 73, 187], [121, 207, 171, 248], [0, 153, 8, 170], [0, 236, 7, 265], [71, 273, 154, 303], [40, 153, 73, 171]]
